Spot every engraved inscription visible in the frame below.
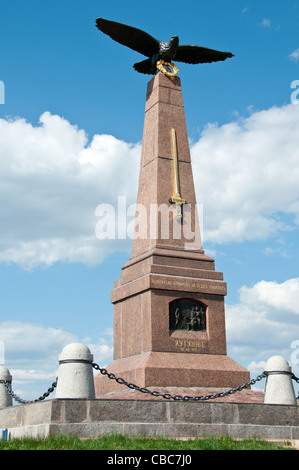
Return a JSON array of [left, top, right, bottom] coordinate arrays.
[[151, 277, 226, 294], [174, 339, 205, 352], [169, 299, 206, 332]]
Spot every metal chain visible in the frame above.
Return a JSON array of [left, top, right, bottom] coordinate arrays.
[[92, 362, 267, 401], [292, 373, 299, 384], [0, 379, 57, 404], [1, 367, 298, 404]]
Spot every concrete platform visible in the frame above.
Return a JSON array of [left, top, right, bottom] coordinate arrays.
[[0, 398, 298, 441]]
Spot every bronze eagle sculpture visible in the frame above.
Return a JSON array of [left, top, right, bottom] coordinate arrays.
[[95, 17, 234, 75]]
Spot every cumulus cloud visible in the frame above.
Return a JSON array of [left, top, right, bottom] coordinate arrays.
[[0, 320, 113, 400], [192, 103, 299, 244], [0, 321, 76, 361], [226, 278, 299, 377], [0, 112, 140, 269], [1, 103, 299, 267]]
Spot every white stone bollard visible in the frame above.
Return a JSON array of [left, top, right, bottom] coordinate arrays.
[[55, 343, 95, 399], [0, 366, 13, 408], [264, 356, 297, 405]]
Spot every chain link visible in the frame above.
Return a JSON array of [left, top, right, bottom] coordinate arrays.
[[0, 379, 57, 404], [291, 373, 299, 399], [92, 362, 267, 401], [292, 373, 299, 384], [0, 366, 298, 404]]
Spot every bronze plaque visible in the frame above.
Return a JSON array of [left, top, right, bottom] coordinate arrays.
[[169, 299, 206, 332]]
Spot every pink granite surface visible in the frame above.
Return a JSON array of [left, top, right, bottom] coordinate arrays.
[[95, 73, 251, 397], [94, 351, 250, 396], [131, 73, 200, 258], [96, 387, 265, 404]]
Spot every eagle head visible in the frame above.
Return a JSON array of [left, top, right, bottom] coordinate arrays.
[[170, 36, 179, 47]]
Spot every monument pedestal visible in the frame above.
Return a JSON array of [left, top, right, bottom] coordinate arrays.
[[95, 248, 250, 396], [95, 73, 250, 397]]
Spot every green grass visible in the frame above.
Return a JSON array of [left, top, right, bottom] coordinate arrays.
[[0, 434, 293, 450]]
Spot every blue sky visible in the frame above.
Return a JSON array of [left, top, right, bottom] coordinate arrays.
[[1, 0, 299, 400]]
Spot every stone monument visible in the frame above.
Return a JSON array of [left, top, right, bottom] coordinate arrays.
[[94, 71, 250, 397]]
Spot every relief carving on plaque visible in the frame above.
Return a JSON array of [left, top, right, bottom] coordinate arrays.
[[169, 299, 206, 332]]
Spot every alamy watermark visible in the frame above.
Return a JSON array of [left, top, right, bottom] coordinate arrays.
[[0, 81, 4, 104], [290, 340, 299, 367], [95, 196, 203, 249], [291, 80, 299, 104]]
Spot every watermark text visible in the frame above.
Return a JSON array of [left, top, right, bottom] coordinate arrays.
[[95, 196, 203, 249], [291, 80, 299, 104]]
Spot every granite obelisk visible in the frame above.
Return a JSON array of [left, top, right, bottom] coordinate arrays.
[[95, 73, 250, 397]]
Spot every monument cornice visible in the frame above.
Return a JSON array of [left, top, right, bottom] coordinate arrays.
[[111, 272, 227, 304]]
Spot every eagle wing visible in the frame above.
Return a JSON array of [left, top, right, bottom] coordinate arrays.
[[95, 18, 160, 58], [174, 45, 234, 64]]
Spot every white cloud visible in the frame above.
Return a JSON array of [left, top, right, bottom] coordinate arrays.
[[0, 112, 140, 269], [289, 48, 299, 62], [247, 360, 266, 375], [239, 278, 299, 314], [226, 278, 299, 375], [191, 103, 299, 244], [1, 103, 299, 267], [259, 18, 271, 28], [262, 246, 289, 258], [0, 321, 76, 360], [0, 320, 113, 400]]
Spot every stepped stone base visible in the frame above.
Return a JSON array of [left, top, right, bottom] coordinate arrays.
[[94, 351, 250, 397], [0, 399, 298, 441]]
